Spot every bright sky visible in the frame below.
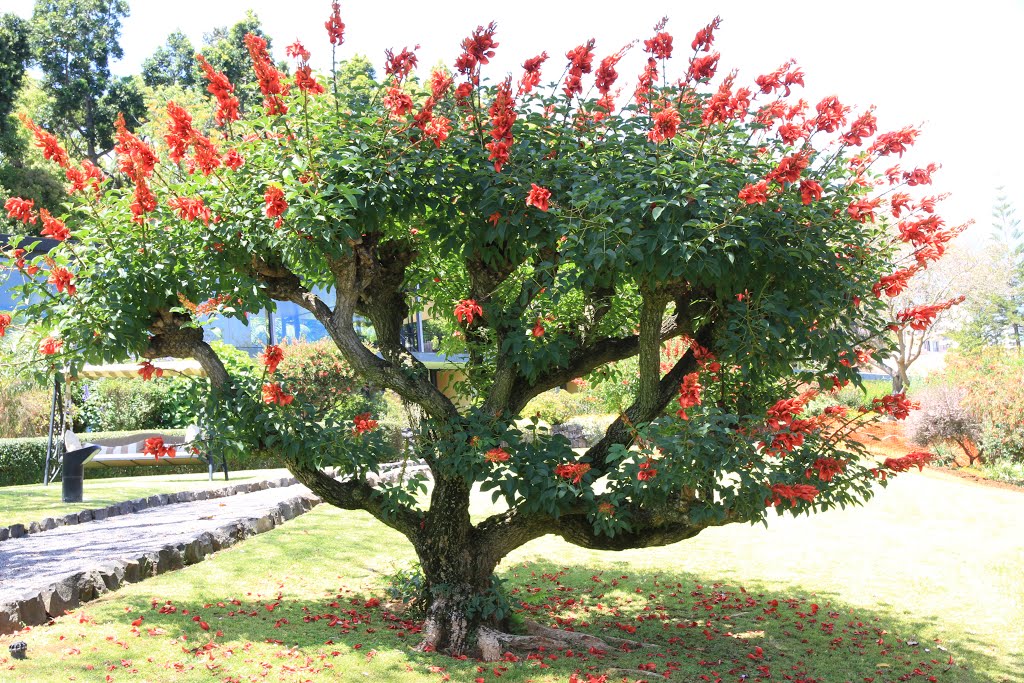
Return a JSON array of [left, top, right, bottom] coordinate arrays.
[[6, 0, 1024, 242]]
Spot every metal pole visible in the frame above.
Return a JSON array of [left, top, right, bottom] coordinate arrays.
[[267, 308, 276, 346], [43, 373, 59, 485]]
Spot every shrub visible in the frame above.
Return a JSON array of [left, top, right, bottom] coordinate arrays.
[[520, 389, 599, 425], [76, 378, 167, 432], [940, 350, 1024, 464], [0, 377, 52, 438], [275, 339, 384, 417], [905, 385, 981, 464]]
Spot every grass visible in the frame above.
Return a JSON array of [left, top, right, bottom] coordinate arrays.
[[0, 467, 1021, 682], [0, 468, 293, 529]]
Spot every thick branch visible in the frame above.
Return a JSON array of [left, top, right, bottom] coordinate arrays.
[[144, 309, 230, 388]]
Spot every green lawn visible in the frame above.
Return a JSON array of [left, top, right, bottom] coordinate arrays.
[[0, 468, 292, 529], [0, 467, 1020, 682]]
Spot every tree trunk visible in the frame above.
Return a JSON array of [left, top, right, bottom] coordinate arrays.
[[891, 371, 905, 394]]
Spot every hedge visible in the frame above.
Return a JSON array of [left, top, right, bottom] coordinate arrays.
[[0, 430, 282, 487]]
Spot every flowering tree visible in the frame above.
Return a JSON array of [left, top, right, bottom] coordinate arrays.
[[0, 10, 964, 656]]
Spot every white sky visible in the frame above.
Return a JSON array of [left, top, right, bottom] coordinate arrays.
[[5, 0, 1024, 243]]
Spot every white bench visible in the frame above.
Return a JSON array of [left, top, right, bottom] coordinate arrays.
[[63, 427, 229, 480]]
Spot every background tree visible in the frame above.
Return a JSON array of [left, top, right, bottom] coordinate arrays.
[[30, 0, 144, 164], [141, 30, 199, 90], [0, 13, 30, 154], [198, 10, 273, 115], [4, 15, 961, 658]]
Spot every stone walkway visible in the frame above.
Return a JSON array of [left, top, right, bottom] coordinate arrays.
[[0, 482, 320, 634]]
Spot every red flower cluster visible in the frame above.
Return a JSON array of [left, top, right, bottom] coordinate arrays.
[[244, 33, 288, 115], [807, 457, 846, 483], [168, 196, 212, 225], [383, 85, 414, 119], [738, 180, 768, 205], [766, 153, 808, 185], [896, 296, 965, 331], [882, 451, 932, 473], [138, 361, 164, 381], [484, 447, 510, 463], [526, 184, 551, 212], [868, 126, 919, 158], [687, 53, 720, 81], [0, 313, 10, 337], [39, 208, 70, 241], [486, 78, 516, 172], [871, 392, 918, 420], [677, 372, 701, 420], [114, 113, 158, 222], [799, 179, 823, 205], [563, 40, 595, 99], [702, 75, 751, 126], [19, 114, 69, 168], [455, 22, 498, 77], [48, 265, 75, 296], [847, 198, 880, 223], [353, 412, 378, 435], [143, 437, 176, 460], [813, 96, 848, 133], [634, 58, 659, 112], [648, 104, 681, 143], [765, 391, 818, 430], [260, 344, 284, 374], [385, 45, 419, 82], [593, 46, 627, 113], [262, 382, 295, 406], [766, 483, 818, 508], [38, 337, 62, 355], [644, 31, 673, 59], [264, 185, 287, 227], [555, 462, 591, 485], [691, 17, 721, 52], [65, 159, 104, 197], [755, 61, 804, 97], [454, 299, 483, 324], [531, 318, 545, 337], [872, 265, 920, 297], [325, 2, 345, 46], [840, 109, 877, 146], [637, 458, 657, 481], [196, 54, 240, 125], [5, 197, 35, 224], [519, 52, 548, 95], [288, 40, 325, 95]]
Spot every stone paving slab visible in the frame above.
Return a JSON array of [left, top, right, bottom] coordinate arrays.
[[0, 483, 320, 634]]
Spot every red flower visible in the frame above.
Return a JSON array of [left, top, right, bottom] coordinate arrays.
[[286, 41, 311, 62], [143, 437, 176, 460], [896, 296, 965, 331], [766, 483, 818, 508], [38, 337, 63, 355], [531, 319, 545, 337], [19, 114, 70, 168], [455, 22, 499, 76], [840, 109, 877, 146], [223, 149, 244, 170], [66, 160, 104, 196], [486, 78, 516, 172], [807, 457, 846, 482], [383, 85, 414, 119], [48, 266, 75, 296], [637, 458, 657, 481], [196, 54, 240, 125], [555, 462, 591, 485], [868, 126, 919, 158], [168, 196, 212, 225], [487, 212, 501, 226], [765, 391, 817, 430], [325, 2, 345, 46], [903, 163, 939, 187], [0, 313, 11, 337], [353, 412, 379, 435], [882, 451, 932, 473], [385, 46, 419, 82], [39, 209, 70, 241], [138, 361, 164, 381], [260, 344, 284, 374], [871, 392, 919, 420], [644, 31, 673, 59], [424, 115, 451, 148], [244, 33, 288, 115], [454, 299, 483, 324], [484, 447, 510, 463], [847, 198, 880, 223], [677, 372, 701, 420], [563, 40, 595, 99], [518, 52, 548, 95], [4, 197, 35, 224], [889, 192, 912, 217], [594, 48, 626, 97], [430, 69, 453, 98], [648, 104, 681, 143], [262, 382, 295, 406], [634, 58, 658, 112], [295, 66, 325, 95], [687, 53, 720, 81], [798, 179, 823, 205], [755, 61, 804, 96], [872, 265, 920, 297], [114, 113, 158, 183], [691, 17, 721, 52], [264, 185, 287, 223], [738, 180, 769, 205], [526, 184, 551, 212], [766, 153, 808, 185], [813, 96, 848, 133]]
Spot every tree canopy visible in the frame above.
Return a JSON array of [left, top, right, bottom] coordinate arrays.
[[1, 12, 964, 657]]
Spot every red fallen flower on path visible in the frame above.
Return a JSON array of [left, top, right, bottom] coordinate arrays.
[[766, 483, 819, 508], [883, 451, 932, 472], [648, 104, 681, 143], [526, 184, 551, 212], [19, 114, 70, 168], [484, 447, 510, 463], [0, 313, 10, 337], [738, 180, 768, 205], [38, 337, 62, 355], [138, 361, 164, 381], [518, 52, 548, 94], [454, 299, 483, 324], [353, 412, 378, 435], [4, 197, 35, 224], [799, 179, 823, 205], [555, 462, 591, 485], [196, 54, 240, 125], [637, 458, 657, 481], [260, 344, 284, 374], [39, 209, 70, 241], [262, 382, 295, 406], [325, 2, 345, 46], [143, 437, 176, 459], [48, 266, 75, 295]]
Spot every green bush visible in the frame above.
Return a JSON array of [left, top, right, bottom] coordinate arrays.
[[275, 339, 384, 417], [0, 377, 52, 438], [76, 378, 168, 432], [0, 429, 281, 487], [520, 389, 599, 425]]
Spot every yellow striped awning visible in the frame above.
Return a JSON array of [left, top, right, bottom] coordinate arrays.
[[79, 359, 207, 379]]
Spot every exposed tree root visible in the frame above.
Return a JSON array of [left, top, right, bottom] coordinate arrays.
[[476, 619, 658, 661]]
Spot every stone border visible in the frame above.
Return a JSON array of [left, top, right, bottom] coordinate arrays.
[[0, 490, 321, 635], [0, 476, 300, 545]]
